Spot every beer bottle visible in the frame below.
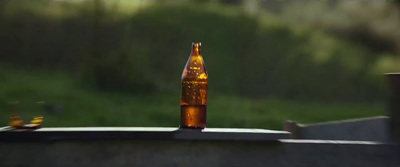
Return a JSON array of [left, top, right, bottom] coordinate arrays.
[[180, 42, 208, 129]]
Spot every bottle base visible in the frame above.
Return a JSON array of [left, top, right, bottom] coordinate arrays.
[[179, 125, 205, 130], [180, 105, 207, 129]]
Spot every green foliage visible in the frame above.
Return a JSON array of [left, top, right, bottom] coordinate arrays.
[[0, 67, 383, 129], [0, 1, 398, 102]]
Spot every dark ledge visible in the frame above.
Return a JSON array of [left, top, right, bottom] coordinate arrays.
[[0, 127, 289, 142]]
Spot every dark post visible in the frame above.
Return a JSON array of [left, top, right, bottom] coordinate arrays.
[[387, 73, 400, 142], [283, 121, 302, 139]]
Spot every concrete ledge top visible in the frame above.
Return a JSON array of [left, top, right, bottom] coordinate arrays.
[[298, 116, 389, 127], [0, 127, 290, 142], [279, 139, 387, 145]]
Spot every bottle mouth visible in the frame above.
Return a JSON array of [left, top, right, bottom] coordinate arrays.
[[192, 42, 201, 54], [192, 42, 201, 47]]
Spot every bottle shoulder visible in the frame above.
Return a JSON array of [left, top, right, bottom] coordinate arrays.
[[181, 73, 208, 81]]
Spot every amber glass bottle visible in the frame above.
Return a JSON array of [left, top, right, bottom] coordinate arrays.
[[180, 42, 208, 129]]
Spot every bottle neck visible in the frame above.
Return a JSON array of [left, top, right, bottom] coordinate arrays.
[[191, 43, 201, 55]]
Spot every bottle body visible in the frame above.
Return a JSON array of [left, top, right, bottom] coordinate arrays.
[[180, 43, 208, 129]]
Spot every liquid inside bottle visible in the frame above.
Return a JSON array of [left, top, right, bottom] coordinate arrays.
[[180, 42, 208, 129]]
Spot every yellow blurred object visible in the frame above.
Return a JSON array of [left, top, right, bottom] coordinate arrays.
[[8, 101, 44, 129], [9, 116, 24, 128], [30, 116, 44, 126], [9, 116, 43, 129]]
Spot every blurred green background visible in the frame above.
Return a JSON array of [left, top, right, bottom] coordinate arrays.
[[0, 0, 399, 129]]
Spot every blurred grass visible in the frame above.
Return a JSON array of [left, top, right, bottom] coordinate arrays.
[[0, 66, 383, 129]]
